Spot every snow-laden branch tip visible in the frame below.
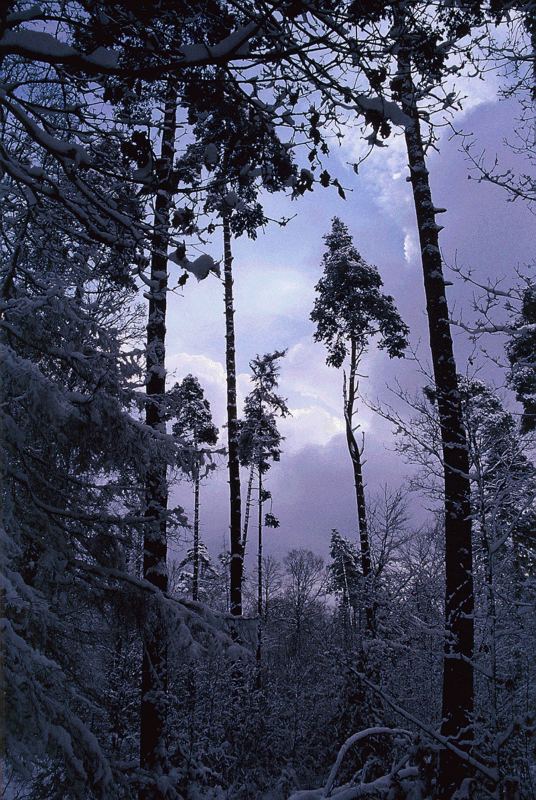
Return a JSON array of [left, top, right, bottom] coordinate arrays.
[[0, 29, 119, 70], [355, 94, 411, 129], [169, 251, 221, 281], [323, 727, 413, 797], [0, 21, 259, 76]]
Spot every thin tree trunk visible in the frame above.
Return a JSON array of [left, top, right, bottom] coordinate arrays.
[[398, 52, 474, 796], [526, 13, 536, 101], [340, 560, 352, 645], [192, 469, 200, 602], [223, 212, 243, 616], [257, 467, 263, 618], [1, 209, 31, 301], [139, 77, 177, 800], [344, 338, 374, 633], [256, 467, 263, 688], [241, 463, 255, 556], [470, 437, 499, 750]]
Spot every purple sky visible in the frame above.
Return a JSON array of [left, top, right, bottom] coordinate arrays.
[[166, 75, 535, 569]]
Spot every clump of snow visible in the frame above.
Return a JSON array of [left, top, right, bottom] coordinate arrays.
[[169, 251, 221, 281]]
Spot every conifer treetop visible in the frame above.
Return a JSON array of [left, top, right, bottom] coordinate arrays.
[[311, 217, 409, 368]]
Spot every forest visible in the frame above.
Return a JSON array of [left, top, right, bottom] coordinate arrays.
[[1, 1, 535, 799]]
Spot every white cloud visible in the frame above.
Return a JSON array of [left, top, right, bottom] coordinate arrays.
[[167, 351, 226, 389], [284, 339, 377, 414], [235, 263, 314, 320], [337, 66, 502, 269], [279, 338, 378, 454], [168, 333, 386, 456], [280, 406, 345, 453], [403, 230, 420, 265], [340, 131, 416, 270], [284, 340, 342, 413], [166, 258, 316, 368], [445, 65, 501, 116]]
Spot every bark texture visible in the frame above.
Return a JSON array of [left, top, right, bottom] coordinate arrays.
[[256, 468, 263, 688], [344, 339, 374, 633], [223, 213, 243, 615], [192, 465, 200, 602], [257, 468, 263, 619], [140, 78, 177, 799], [399, 55, 474, 796], [242, 463, 255, 556]]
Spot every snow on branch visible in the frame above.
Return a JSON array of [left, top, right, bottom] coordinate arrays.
[[355, 94, 411, 129], [351, 670, 499, 786], [73, 560, 255, 660], [0, 21, 259, 77], [323, 727, 413, 797]]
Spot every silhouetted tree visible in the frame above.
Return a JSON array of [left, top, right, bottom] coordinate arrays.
[[311, 217, 408, 632], [169, 375, 218, 601]]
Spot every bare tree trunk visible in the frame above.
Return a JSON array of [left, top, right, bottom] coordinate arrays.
[[223, 213, 243, 616], [241, 463, 255, 556], [344, 338, 374, 633], [469, 436, 499, 750], [139, 78, 177, 800], [256, 467, 263, 688], [398, 53, 474, 796], [192, 468, 200, 602], [257, 468, 263, 619]]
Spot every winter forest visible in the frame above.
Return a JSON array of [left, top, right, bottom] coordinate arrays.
[[1, 1, 535, 799]]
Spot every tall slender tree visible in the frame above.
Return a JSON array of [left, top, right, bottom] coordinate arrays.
[[311, 218, 408, 633], [391, 14, 477, 789], [138, 75, 179, 799], [459, 378, 536, 783], [222, 210, 244, 617], [180, 69, 296, 615], [296, 5, 488, 788], [239, 351, 289, 559], [169, 375, 218, 602], [393, 373, 536, 792], [328, 529, 361, 634], [239, 351, 288, 680]]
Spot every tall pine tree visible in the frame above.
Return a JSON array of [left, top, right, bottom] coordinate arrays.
[[311, 218, 408, 633], [169, 375, 218, 602]]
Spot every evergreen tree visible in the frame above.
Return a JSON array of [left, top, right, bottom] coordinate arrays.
[[0, 153, 153, 795], [239, 350, 288, 682], [169, 375, 218, 602], [395, 374, 536, 794], [507, 285, 536, 433], [239, 351, 289, 560], [328, 530, 361, 633], [174, 541, 216, 601], [460, 377, 536, 787], [311, 218, 408, 632]]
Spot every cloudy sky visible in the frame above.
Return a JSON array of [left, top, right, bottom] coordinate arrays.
[[166, 72, 534, 568]]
